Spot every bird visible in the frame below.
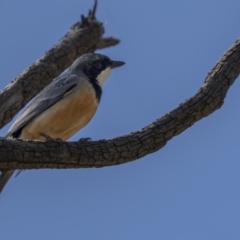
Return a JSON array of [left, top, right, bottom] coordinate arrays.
[[0, 53, 125, 193]]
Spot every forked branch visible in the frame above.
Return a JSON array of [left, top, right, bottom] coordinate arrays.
[[0, 38, 239, 170]]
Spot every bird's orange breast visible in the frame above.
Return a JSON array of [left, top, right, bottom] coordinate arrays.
[[20, 82, 99, 141]]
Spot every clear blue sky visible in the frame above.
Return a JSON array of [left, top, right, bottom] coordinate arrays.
[[1, 0, 240, 239]]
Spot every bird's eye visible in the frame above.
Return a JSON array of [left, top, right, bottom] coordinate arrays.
[[94, 62, 103, 69]]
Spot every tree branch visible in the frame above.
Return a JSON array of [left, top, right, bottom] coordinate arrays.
[[0, 39, 239, 170], [97, 37, 120, 49], [0, 0, 119, 129]]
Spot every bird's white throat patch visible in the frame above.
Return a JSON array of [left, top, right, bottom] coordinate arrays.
[[96, 67, 112, 87]]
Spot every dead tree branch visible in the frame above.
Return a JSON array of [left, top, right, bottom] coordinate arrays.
[[0, 38, 239, 170]]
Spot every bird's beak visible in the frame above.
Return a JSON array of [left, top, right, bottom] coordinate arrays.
[[110, 60, 125, 69]]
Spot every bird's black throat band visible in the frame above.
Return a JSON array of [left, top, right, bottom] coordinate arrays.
[[89, 78, 102, 103]]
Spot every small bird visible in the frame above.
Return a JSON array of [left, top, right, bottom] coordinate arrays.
[[0, 53, 125, 193]]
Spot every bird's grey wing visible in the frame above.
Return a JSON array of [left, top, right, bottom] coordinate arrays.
[[5, 74, 80, 138]]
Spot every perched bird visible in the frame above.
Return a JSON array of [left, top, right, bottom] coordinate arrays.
[[0, 53, 125, 193]]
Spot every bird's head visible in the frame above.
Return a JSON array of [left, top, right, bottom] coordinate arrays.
[[70, 53, 125, 87]]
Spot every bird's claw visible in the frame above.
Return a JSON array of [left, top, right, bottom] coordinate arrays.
[[78, 137, 92, 142]]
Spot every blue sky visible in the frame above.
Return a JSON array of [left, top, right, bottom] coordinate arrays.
[[1, 0, 240, 239]]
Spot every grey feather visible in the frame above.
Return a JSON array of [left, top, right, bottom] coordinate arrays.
[[0, 74, 81, 193], [1, 74, 81, 192], [5, 74, 80, 138]]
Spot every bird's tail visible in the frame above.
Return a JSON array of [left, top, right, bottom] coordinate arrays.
[[0, 170, 14, 193]]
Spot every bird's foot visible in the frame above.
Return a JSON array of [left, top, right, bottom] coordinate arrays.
[[78, 137, 92, 142], [40, 133, 63, 142]]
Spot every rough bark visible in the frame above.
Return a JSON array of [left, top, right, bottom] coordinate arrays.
[[0, 0, 119, 129], [0, 37, 239, 171]]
